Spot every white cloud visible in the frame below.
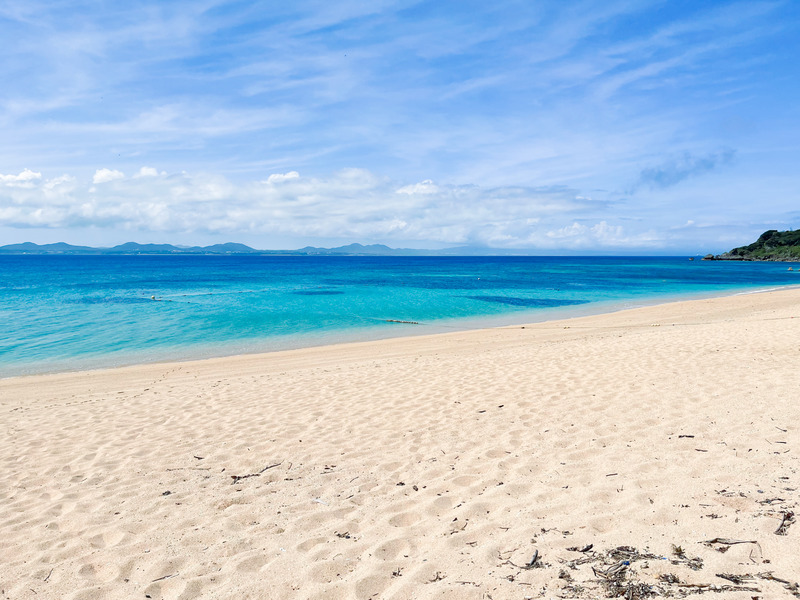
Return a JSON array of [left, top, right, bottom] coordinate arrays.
[[0, 168, 42, 188], [135, 166, 163, 178], [397, 180, 439, 195], [93, 168, 125, 184], [0, 167, 615, 247], [265, 171, 300, 184], [544, 220, 660, 249]]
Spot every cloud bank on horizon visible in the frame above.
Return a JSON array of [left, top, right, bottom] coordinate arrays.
[[1, 0, 798, 252]]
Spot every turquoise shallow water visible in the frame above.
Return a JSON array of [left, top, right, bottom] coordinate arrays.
[[1, 255, 798, 377]]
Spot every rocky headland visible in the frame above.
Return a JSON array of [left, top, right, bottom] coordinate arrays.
[[704, 229, 800, 261]]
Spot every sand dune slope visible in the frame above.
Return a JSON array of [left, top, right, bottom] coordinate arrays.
[[2, 289, 799, 599]]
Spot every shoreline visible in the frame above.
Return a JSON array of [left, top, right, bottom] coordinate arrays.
[[3, 288, 800, 598], [3, 282, 797, 381]]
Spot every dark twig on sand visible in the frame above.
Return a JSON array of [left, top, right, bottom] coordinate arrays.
[[716, 573, 755, 585], [260, 461, 283, 473], [676, 582, 761, 593], [230, 461, 283, 484], [703, 537, 757, 547], [503, 549, 544, 570], [166, 467, 210, 471], [526, 550, 539, 568], [566, 544, 593, 553], [592, 560, 628, 580], [775, 510, 795, 535], [758, 572, 800, 597]]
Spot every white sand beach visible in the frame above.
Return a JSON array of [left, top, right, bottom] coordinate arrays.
[[2, 288, 799, 599]]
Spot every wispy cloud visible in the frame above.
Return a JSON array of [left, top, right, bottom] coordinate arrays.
[[544, 220, 660, 249], [634, 150, 736, 190]]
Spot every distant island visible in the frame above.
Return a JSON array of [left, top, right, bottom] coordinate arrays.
[[705, 229, 800, 262], [0, 241, 526, 257], [0, 241, 421, 256]]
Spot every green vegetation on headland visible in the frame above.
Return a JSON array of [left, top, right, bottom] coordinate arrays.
[[705, 229, 800, 261]]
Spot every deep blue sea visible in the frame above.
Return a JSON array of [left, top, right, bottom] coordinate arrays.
[[1, 255, 798, 377]]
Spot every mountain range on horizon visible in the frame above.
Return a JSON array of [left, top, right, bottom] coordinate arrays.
[[0, 241, 529, 256]]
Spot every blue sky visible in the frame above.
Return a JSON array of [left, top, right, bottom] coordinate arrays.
[[1, 0, 798, 253]]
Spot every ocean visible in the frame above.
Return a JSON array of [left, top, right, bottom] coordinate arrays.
[[1, 254, 798, 377]]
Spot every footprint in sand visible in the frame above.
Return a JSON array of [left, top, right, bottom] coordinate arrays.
[[485, 448, 509, 459], [308, 557, 359, 583], [425, 495, 453, 516], [77, 562, 120, 583], [142, 578, 187, 600], [233, 554, 270, 573], [354, 574, 391, 599], [373, 537, 412, 560], [88, 528, 128, 548], [296, 536, 328, 552], [388, 511, 421, 527]]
